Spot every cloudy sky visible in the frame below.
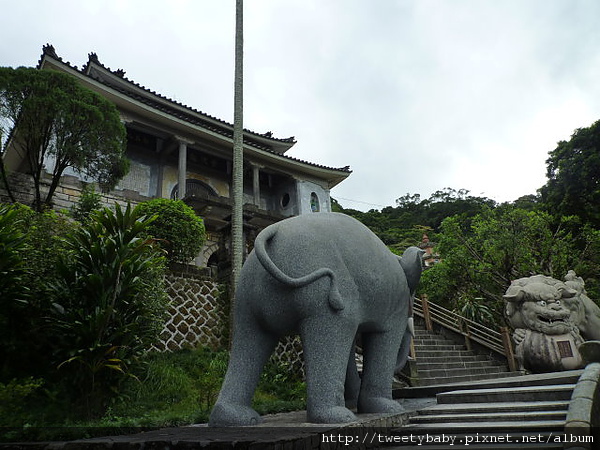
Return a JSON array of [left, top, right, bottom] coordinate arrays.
[[3, 0, 600, 211]]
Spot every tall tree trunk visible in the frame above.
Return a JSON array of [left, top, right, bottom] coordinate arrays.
[[230, 0, 244, 309]]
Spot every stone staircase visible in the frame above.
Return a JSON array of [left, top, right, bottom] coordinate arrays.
[[390, 370, 583, 449], [411, 322, 518, 386]]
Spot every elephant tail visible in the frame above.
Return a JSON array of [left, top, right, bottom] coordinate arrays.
[[254, 225, 344, 311]]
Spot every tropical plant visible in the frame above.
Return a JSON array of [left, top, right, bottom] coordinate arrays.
[[454, 296, 496, 328], [48, 204, 167, 417], [0, 203, 73, 381], [0, 67, 129, 211], [0, 205, 29, 378], [136, 198, 206, 264]]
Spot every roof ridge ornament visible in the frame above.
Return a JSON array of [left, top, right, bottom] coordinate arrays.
[[42, 44, 59, 59]]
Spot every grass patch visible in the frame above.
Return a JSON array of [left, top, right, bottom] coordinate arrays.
[[1, 347, 306, 442]]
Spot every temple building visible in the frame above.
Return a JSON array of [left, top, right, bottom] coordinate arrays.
[[2, 45, 351, 273]]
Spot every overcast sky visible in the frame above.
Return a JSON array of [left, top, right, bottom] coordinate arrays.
[[3, 0, 600, 211]]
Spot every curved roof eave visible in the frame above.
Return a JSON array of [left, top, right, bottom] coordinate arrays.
[[36, 45, 352, 187]]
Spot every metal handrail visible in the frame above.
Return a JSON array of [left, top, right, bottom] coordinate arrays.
[[414, 295, 514, 366]]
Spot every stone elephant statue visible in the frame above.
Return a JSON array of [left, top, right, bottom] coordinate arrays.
[[209, 212, 422, 426]]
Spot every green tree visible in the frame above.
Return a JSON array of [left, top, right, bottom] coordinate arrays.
[[0, 67, 129, 211], [540, 119, 600, 227], [136, 198, 206, 264], [419, 206, 589, 325], [337, 188, 494, 253]]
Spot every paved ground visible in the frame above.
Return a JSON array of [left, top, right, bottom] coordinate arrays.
[[1, 398, 437, 450]]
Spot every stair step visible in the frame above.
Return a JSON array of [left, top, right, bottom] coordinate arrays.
[[417, 400, 570, 415], [400, 419, 566, 432], [415, 349, 486, 357], [418, 371, 519, 386], [437, 384, 576, 404], [414, 344, 467, 350], [413, 338, 460, 345], [417, 366, 510, 378], [394, 369, 582, 398], [416, 359, 506, 370], [409, 409, 567, 424], [416, 354, 492, 363]]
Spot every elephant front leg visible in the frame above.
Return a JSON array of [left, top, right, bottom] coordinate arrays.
[[301, 318, 357, 424], [209, 323, 278, 426], [357, 330, 404, 414]]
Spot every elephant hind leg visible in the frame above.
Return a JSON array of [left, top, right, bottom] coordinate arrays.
[[301, 318, 357, 424], [209, 323, 279, 427], [344, 342, 361, 410], [357, 331, 404, 415]]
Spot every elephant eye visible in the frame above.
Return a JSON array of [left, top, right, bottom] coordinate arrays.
[[538, 300, 547, 307], [556, 300, 561, 305]]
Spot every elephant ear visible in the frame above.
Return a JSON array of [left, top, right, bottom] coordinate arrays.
[[399, 246, 425, 295]]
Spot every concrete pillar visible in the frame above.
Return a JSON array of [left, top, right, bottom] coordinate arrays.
[[177, 140, 187, 199], [252, 164, 261, 207]]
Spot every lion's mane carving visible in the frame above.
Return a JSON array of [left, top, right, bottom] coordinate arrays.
[[503, 273, 591, 373]]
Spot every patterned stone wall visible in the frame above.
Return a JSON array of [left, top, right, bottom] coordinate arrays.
[[153, 269, 228, 352], [156, 268, 306, 375]]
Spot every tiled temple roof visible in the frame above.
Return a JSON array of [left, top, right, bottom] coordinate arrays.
[[39, 45, 351, 175]]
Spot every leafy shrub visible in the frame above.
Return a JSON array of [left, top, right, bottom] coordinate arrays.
[[70, 184, 102, 222], [0, 377, 44, 427], [0, 206, 29, 379], [0, 204, 73, 381], [136, 198, 206, 264], [48, 204, 167, 417]]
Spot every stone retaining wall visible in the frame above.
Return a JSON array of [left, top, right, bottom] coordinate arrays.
[[154, 268, 305, 374], [152, 269, 229, 352], [1, 171, 149, 210]]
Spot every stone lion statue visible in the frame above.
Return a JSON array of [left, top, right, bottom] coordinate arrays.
[[502, 272, 600, 373]]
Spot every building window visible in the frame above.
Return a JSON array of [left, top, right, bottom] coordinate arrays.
[[171, 179, 217, 200], [310, 192, 320, 212], [281, 192, 291, 208]]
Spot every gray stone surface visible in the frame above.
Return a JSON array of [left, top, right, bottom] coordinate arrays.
[[209, 212, 422, 426], [503, 274, 588, 373]]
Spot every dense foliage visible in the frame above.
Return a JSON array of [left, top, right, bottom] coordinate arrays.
[[136, 198, 206, 264], [0, 203, 168, 420], [418, 206, 600, 325], [0, 205, 71, 380], [540, 119, 600, 227], [335, 188, 496, 254], [49, 204, 168, 415], [0, 67, 129, 211]]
